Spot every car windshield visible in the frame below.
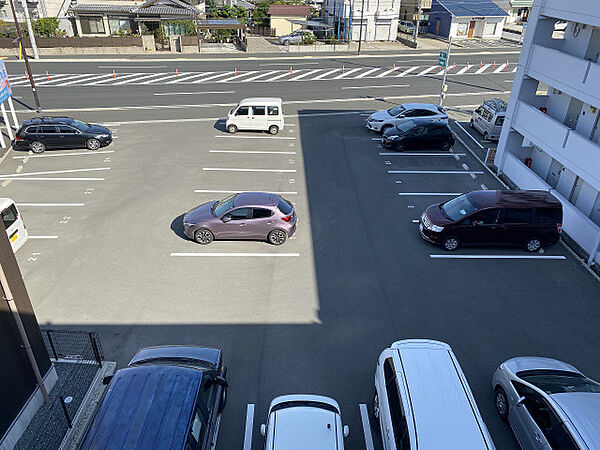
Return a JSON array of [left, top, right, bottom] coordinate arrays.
[[387, 105, 406, 116], [518, 370, 600, 394], [69, 119, 90, 131], [440, 193, 480, 221], [278, 197, 293, 215], [212, 194, 236, 217], [396, 120, 417, 133]]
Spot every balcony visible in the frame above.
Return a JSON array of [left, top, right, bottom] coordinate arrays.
[[541, 0, 600, 27], [511, 101, 600, 190], [527, 44, 600, 107]]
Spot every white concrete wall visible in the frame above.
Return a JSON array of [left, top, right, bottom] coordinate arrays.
[[325, 0, 400, 41]]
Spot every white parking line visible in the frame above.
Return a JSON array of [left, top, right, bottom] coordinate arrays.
[[13, 150, 114, 159], [194, 190, 298, 194], [154, 91, 235, 96], [209, 150, 296, 155], [343, 84, 409, 90], [29, 235, 58, 239], [412, 219, 420, 223], [398, 192, 461, 196], [0, 167, 110, 178], [17, 203, 84, 207], [170, 252, 300, 257], [388, 170, 484, 174], [0, 177, 105, 181], [379, 152, 466, 156], [430, 255, 566, 260], [243, 404, 255, 450], [359, 404, 375, 450], [203, 168, 297, 173], [453, 122, 484, 149], [215, 135, 295, 140]]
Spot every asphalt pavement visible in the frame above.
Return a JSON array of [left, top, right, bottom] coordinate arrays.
[[1, 48, 599, 450]]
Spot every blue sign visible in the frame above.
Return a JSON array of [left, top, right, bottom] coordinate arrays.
[[0, 60, 12, 104]]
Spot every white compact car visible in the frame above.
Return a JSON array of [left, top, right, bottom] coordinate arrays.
[[366, 103, 448, 134], [1, 198, 28, 252], [261, 394, 349, 450]]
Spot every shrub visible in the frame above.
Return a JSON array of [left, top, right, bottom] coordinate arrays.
[[303, 33, 315, 44], [33, 17, 60, 37]]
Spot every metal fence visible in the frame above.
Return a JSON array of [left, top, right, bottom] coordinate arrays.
[[43, 329, 104, 366], [0, 37, 143, 49], [247, 26, 276, 37]]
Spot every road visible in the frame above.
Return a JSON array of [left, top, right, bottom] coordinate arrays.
[[2, 46, 599, 450]]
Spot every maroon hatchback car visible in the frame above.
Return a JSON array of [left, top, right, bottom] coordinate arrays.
[[183, 192, 297, 245]]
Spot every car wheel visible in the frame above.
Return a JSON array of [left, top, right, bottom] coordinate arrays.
[[495, 387, 509, 421], [268, 125, 279, 135], [483, 132, 489, 140], [30, 141, 46, 153], [194, 228, 214, 245], [373, 392, 380, 419], [284, 40, 290, 46], [380, 124, 392, 135], [441, 141, 451, 151], [227, 124, 238, 134], [86, 138, 101, 150], [525, 237, 542, 253], [268, 229, 287, 245], [442, 236, 460, 251], [469, 119, 474, 128]]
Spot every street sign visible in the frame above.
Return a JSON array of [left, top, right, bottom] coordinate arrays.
[[0, 61, 12, 104], [438, 50, 448, 67]]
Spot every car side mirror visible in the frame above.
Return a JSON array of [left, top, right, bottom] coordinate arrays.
[[398, 114, 405, 118], [517, 396, 526, 406], [343, 425, 349, 438], [222, 216, 232, 223], [260, 424, 266, 436]]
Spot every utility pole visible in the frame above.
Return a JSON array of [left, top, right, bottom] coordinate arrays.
[[8, 0, 41, 112], [412, 0, 422, 45], [18, 0, 39, 59], [356, 0, 364, 54], [439, 36, 452, 105]]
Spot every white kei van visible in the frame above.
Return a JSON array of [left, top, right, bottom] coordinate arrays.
[[1, 198, 28, 252], [470, 98, 507, 141], [226, 98, 284, 135], [374, 339, 495, 450]]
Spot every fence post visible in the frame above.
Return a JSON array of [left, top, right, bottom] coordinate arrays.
[[46, 330, 59, 361], [89, 333, 102, 368], [59, 396, 73, 428]]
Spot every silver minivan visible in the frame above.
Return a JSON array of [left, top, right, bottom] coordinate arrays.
[[470, 98, 507, 141], [374, 339, 495, 450], [226, 97, 284, 135]]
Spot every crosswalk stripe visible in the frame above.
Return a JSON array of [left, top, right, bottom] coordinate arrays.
[[68, 73, 117, 86], [334, 67, 361, 79], [167, 72, 212, 83], [397, 66, 419, 77], [140, 73, 179, 84], [355, 67, 380, 78], [475, 64, 491, 74], [191, 72, 231, 83], [493, 63, 507, 73], [39, 73, 102, 86], [289, 69, 320, 81], [114, 72, 168, 85], [313, 68, 340, 80], [416, 65, 439, 76], [243, 70, 281, 82], [218, 70, 258, 83], [31, 74, 78, 85], [263, 71, 293, 82], [92, 73, 140, 84], [456, 65, 471, 75], [375, 67, 397, 78]]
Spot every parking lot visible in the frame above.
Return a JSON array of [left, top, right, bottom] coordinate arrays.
[[3, 53, 600, 449]]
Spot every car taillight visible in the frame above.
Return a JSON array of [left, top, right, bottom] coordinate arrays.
[[15, 136, 24, 141], [557, 223, 562, 233], [281, 213, 294, 222]]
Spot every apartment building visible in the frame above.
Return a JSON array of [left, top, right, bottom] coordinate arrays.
[[324, 0, 400, 41], [495, 0, 600, 265]]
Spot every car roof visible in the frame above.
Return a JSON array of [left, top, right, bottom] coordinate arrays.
[[392, 340, 494, 449], [234, 192, 279, 207], [238, 97, 282, 106], [22, 116, 75, 126], [401, 103, 442, 112], [467, 190, 562, 209], [550, 393, 600, 448], [0, 198, 16, 210], [80, 365, 203, 450]]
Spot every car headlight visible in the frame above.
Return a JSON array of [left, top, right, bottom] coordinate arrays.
[[96, 134, 110, 138], [387, 135, 400, 141], [369, 118, 383, 122], [183, 222, 195, 228], [429, 224, 444, 232]]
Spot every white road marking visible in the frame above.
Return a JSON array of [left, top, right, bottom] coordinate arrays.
[[260, 62, 318, 66], [430, 255, 566, 260], [493, 63, 508, 73], [154, 91, 235, 96], [289, 69, 321, 81], [243, 404, 255, 450], [456, 65, 471, 75], [29, 235, 58, 239], [219, 71, 259, 83], [17, 203, 84, 207], [215, 135, 295, 140], [355, 67, 380, 78], [167, 72, 215, 83], [334, 68, 362, 79], [512, 67, 518, 72], [398, 192, 461, 196], [243, 70, 281, 82], [416, 65, 439, 76], [0, 167, 110, 178], [209, 150, 296, 154], [454, 122, 484, 149], [170, 252, 300, 257], [389, 170, 484, 174], [195, 189, 297, 194], [203, 168, 296, 173], [114, 72, 169, 85], [359, 404, 375, 450], [313, 68, 340, 80], [462, 163, 470, 171], [191, 72, 232, 83], [98, 65, 167, 69], [36, 74, 93, 86], [412, 219, 420, 223], [397, 66, 419, 77], [263, 71, 294, 82], [13, 150, 114, 159], [470, 173, 478, 179], [475, 64, 492, 74], [140, 73, 179, 84], [92, 73, 142, 84], [481, 183, 488, 190], [343, 84, 409, 90], [60, 73, 116, 86], [379, 152, 465, 156], [372, 138, 383, 141], [0, 177, 105, 181]]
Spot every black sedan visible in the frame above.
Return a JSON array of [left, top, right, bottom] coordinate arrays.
[[12, 117, 112, 153], [382, 119, 455, 152]]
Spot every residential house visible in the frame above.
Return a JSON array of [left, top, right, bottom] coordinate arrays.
[[323, 0, 400, 41], [268, 4, 310, 36], [428, 0, 507, 40]]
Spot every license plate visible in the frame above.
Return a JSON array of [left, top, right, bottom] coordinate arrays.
[[10, 233, 18, 242]]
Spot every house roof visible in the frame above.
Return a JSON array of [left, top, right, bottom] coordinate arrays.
[[435, 0, 508, 17], [70, 0, 200, 16], [268, 4, 310, 16]]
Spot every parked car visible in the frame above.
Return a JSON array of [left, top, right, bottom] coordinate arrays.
[[279, 30, 315, 45], [382, 119, 455, 151], [12, 117, 112, 153], [1, 198, 28, 252], [374, 339, 496, 450], [492, 356, 600, 450], [80, 346, 228, 450], [183, 192, 297, 245], [366, 103, 448, 134], [260, 395, 349, 449], [226, 97, 284, 135], [419, 190, 563, 251], [470, 98, 507, 141], [398, 20, 415, 34]]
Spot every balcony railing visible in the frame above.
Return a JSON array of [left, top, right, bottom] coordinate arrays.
[[541, 0, 600, 27]]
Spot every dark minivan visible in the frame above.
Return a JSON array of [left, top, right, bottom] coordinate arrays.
[[382, 119, 455, 151], [419, 190, 562, 252], [80, 346, 228, 450]]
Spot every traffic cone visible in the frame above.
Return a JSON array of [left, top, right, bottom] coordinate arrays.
[[45, 70, 49, 80], [392, 63, 395, 72], [342, 65, 345, 74], [176, 68, 179, 79], [467, 62, 470, 69], [113, 70, 116, 78], [25, 70, 29, 80], [290, 66, 293, 74], [480, 61, 483, 69], [453, 63, 456, 70], [235, 67, 237, 76]]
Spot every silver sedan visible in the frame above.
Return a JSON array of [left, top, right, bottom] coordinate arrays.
[[492, 356, 600, 450]]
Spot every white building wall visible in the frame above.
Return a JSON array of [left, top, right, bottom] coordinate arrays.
[[324, 0, 399, 41], [495, 0, 600, 266]]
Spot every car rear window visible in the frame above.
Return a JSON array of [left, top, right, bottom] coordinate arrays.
[[534, 207, 562, 224], [2, 204, 18, 229], [277, 197, 293, 215], [271, 401, 339, 414]]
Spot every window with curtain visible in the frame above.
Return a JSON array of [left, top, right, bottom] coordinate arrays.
[[108, 17, 131, 34]]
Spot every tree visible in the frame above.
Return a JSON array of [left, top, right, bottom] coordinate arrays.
[[252, 1, 271, 27], [33, 17, 60, 38]]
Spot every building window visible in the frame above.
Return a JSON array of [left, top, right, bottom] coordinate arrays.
[[456, 23, 468, 36], [484, 22, 497, 35], [81, 17, 105, 34], [108, 17, 131, 35]]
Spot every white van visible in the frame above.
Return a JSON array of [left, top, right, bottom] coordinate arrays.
[[374, 339, 495, 450], [1, 198, 28, 252], [470, 98, 507, 141], [226, 98, 284, 135]]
